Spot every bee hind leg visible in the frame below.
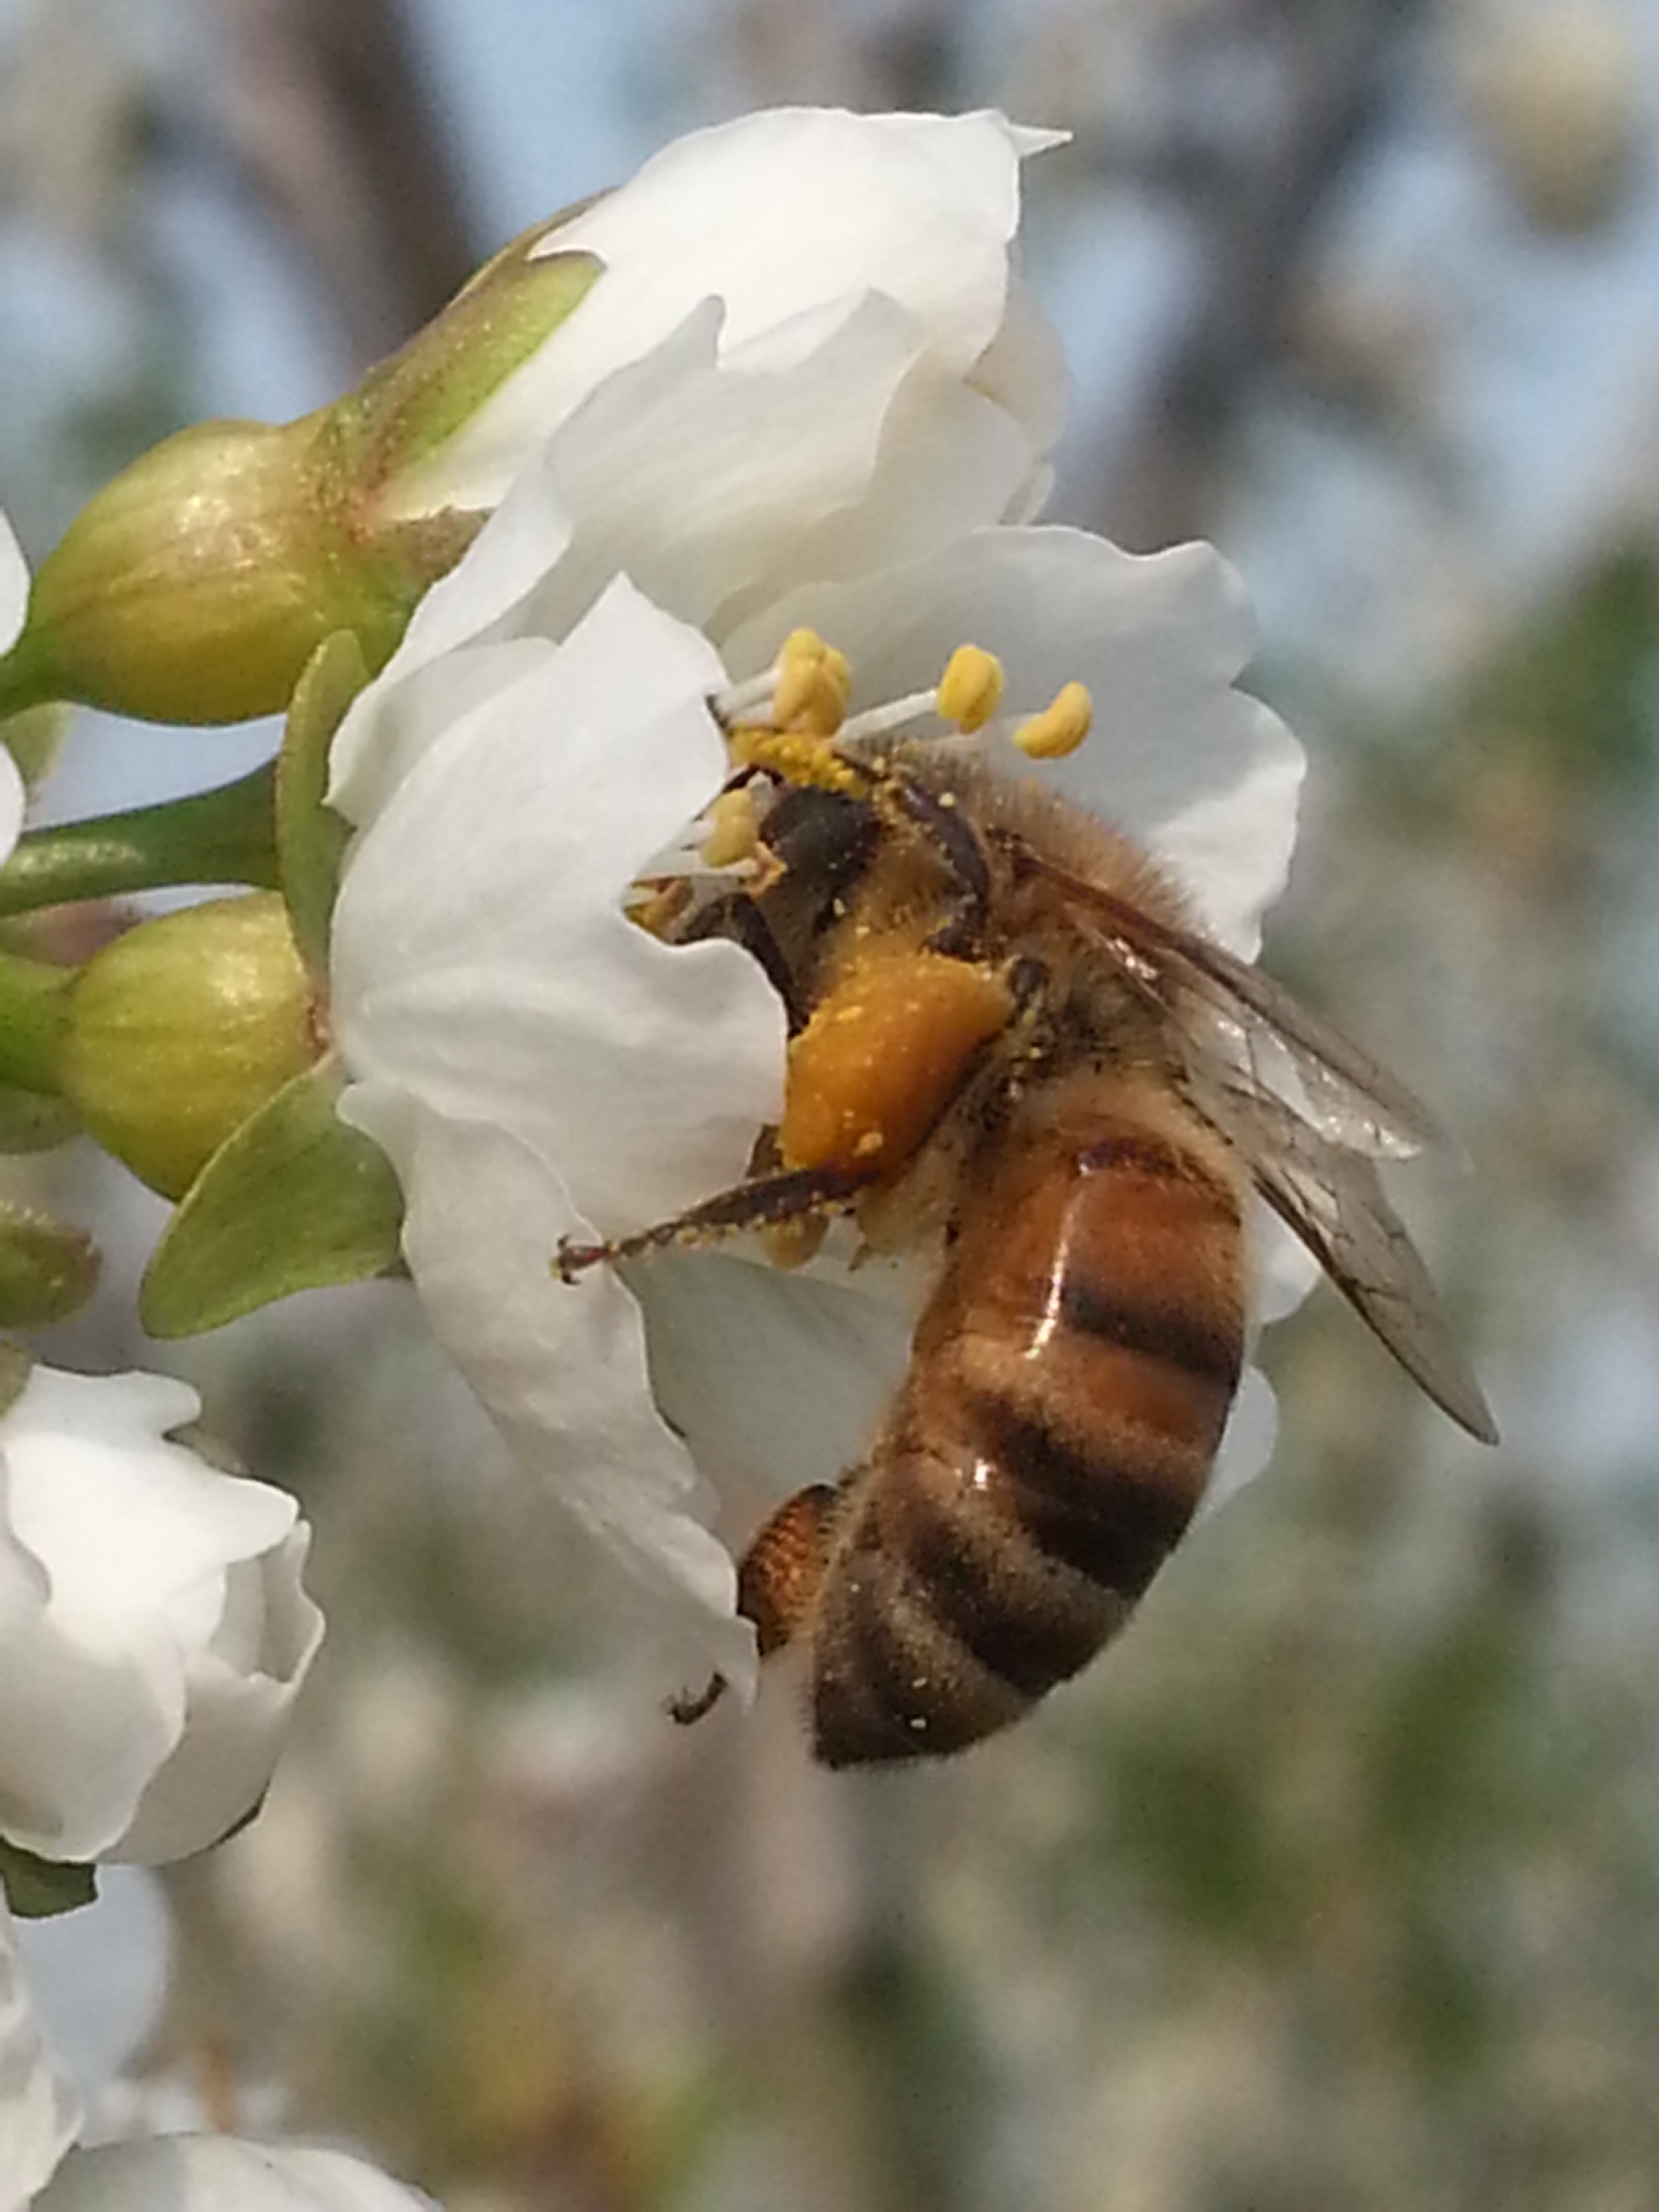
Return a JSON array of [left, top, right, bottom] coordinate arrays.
[[668, 1482, 845, 1728]]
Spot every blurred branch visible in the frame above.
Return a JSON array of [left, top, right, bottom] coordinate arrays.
[[1087, 0, 1434, 548], [205, 0, 484, 369], [724, 0, 962, 113]]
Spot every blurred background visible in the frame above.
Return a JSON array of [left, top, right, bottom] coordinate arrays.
[[5, 1, 1659, 2206]]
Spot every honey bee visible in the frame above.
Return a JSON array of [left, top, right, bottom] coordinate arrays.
[[559, 733, 1498, 1767]]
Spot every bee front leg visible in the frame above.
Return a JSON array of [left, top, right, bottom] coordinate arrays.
[[554, 1163, 875, 1282], [669, 1482, 845, 1727]]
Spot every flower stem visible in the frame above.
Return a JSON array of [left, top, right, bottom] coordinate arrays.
[[0, 951, 72, 1093], [0, 762, 280, 919]]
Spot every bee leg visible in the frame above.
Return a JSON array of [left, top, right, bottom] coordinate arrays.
[[555, 1163, 876, 1282], [668, 1483, 845, 1728], [676, 892, 810, 1028], [886, 776, 994, 959]]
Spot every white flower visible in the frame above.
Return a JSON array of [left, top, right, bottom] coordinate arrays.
[[0, 1365, 323, 1866], [0, 507, 31, 846], [329, 557, 1300, 1692], [396, 107, 1066, 522], [324, 107, 1305, 1695]]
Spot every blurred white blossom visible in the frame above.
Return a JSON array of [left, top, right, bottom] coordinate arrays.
[[0, 1365, 323, 1866], [0, 507, 29, 839]]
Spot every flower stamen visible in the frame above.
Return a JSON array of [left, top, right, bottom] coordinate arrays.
[[772, 629, 851, 735], [936, 644, 1004, 732], [700, 785, 763, 869], [1012, 680, 1093, 760], [714, 636, 1088, 779]]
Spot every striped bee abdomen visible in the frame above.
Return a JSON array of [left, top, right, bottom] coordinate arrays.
[[810, 1101, 1247, 1767]]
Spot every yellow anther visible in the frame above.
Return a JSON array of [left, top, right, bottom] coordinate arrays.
[[771, 654, 823, 730], [700, 786, 762, 869], [817, 645, 852, 714], [773, 631, 851, 736], [937, 644, 1005, 732], [1012, 680, 1093, 760]]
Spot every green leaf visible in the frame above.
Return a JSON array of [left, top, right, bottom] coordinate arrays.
[[0, 1839, 95, 1920], [141, 1055, 404, 1336], [0, 1204, 99, 1327], [279, 631, 366, 972]]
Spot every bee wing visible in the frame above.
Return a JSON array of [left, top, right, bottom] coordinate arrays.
[[1186, 1068, 1499, 1445], [1001, 841, 1496, 1443], [1019, 855, 1444, 1160]]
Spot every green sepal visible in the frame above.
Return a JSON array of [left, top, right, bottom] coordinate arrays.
[[0, 1204, 99, 1327], [2, 704, 70, 792], [0, 1340, 34, 1418], [141, 1054, 403, 1337], [0, 1083, 77, 1153], [336, 240, 603, 492], [279, 631, 366, 972], [0, 1839, 95, 1920], [0, 949, 72, 1095]]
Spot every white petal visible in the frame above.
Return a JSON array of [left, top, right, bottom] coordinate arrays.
[[332, 578, 783, 1237], [969, 269, 1071, 465], [346, 1100, 754, 1692], [409, 108, 1052, 516], [723, 526, 1305, 955], [35, 2137, 442, 2212], [0, 750, 23, 872], [638, 1249, 915, 1508], [477, 300, 1035, 650], [0, 1902, 79, 2212], [328, 468, 579, 833], [0, 1509, 180, 1865], [1201, 1366, 1280, 1519], [114, 1525, 323, 1866], [328, 641, 555, 844], [0, 511, 27, 658], [349, 301, 1037, 760], [0, 509, 29, 860], [6, 1379, 296, 1651]]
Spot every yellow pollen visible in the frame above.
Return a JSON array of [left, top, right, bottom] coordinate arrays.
[[700, 786, 762, 869], [727, 724, 865, 796], [937, 644, 1004, 732], [1013, 680, 1093, 760]]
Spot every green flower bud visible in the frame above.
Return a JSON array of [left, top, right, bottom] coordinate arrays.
[[61, 893, 320, 1199], [0, 242, 601, 727], [0, 416, 460, 726]]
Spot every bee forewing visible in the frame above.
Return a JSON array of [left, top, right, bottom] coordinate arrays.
[[1191, 1071, 1499, 1446], [1012, 848, 1448, 1157], [1231, 1025, 1429, 1164]]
